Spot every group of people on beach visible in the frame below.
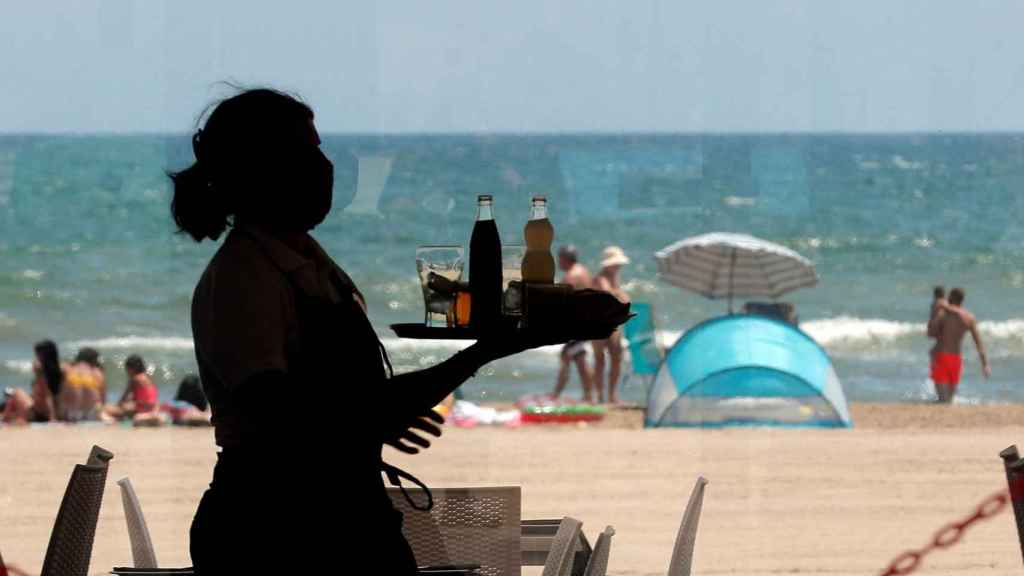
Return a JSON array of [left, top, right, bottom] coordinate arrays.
[[550, 244, 632, 404], [0, 340, 210, 426]]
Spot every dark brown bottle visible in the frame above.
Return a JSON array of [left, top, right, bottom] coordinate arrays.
[[469, 195, 502, 330]]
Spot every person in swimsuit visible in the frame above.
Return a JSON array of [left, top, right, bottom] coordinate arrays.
[[2, 340, 62, 424], [62, 347, 105, 421], [103, 354, 159, 421], [167, 374, 212, 426], [591, 246, 631, 404], [927, 287, 990, 403], [551, 245, 595, 401], [171, 88, 575, 574]]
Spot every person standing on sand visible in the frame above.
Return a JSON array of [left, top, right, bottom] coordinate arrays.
[[172, 88, 584, 574], [550, 245, 595, 401], [592, 246, 631, 404], [927, 287, 991, 403]]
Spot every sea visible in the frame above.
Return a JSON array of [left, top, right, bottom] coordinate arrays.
[[2, 133, 1024, 406]]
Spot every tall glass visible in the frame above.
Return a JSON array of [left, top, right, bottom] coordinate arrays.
[[416, 245, 464, 327], [502, 244, 525, 316]]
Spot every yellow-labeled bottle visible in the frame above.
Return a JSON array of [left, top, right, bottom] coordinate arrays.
[[521, 196, 555, 283]]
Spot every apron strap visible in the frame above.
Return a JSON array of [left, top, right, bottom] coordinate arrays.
[[382, 461, 434, 511]]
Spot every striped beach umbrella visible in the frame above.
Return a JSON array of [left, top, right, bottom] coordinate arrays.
[[655, 232, 818, 313]]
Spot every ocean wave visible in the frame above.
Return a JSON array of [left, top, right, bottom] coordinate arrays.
[[796, 317, 1024, 348], [801, 317, 921, 346], [379, 336, 565, 357], [977, 319, 1024, 340], [651, 317, 1024, 352], [2, 360, 32, 375], [22, 317, 1024, 372], [66, 336, 195, 351], [378, 337, 474, 354], [621, 279, 660, 295]]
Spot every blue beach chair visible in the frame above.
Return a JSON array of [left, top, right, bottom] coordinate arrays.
[[623, 302, 664, 392]]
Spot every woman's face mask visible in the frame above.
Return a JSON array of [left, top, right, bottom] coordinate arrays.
[[297, 147, 334, 231], [244, 121, 334, 233], [291, 121, 333, 231]]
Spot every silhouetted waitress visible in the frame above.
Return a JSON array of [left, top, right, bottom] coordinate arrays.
[[172, 88, 539, 574]]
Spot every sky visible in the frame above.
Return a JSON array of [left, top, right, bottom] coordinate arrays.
[[2, 1, 1024, 133]]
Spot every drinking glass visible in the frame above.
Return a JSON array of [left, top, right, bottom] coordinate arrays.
[[501, 244, 525, 316], [416, 245, 464, 326]]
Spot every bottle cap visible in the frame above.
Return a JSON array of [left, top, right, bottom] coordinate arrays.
[[532, 196, 547, 202], [478, 194, 493, 202]]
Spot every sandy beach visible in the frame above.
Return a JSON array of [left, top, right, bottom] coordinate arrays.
[[3, 402, 1024, 575]]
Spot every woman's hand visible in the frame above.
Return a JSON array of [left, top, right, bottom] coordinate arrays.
[[383, 408, 444, 455]]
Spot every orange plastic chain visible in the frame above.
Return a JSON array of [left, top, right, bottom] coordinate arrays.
[[879, 490, 1008, 575]]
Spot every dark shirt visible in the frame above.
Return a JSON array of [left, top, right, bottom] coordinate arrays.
[[189, 226, 415, 572], [191, 225, 373, 447]]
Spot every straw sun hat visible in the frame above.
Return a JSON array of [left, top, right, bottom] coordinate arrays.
[[601, 246, 630, 268]]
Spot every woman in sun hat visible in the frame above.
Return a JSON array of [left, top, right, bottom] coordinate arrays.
[[591, 246, 631, 404]]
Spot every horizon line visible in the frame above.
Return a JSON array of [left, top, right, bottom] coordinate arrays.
[[1, 129, 1024, 137]]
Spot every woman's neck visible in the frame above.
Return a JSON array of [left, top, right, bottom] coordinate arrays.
[[276, 231, 310, 255], [237, 219, 310, 255]]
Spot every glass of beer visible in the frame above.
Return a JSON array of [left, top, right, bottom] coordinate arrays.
[[416, 245, 464, 327]]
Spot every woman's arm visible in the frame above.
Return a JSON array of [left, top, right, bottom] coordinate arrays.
[[388, 336, 557, 414], [97, 369, 107, 405], [117, 380, 132, 406], [234, 370, 445, 455], [387, 344, 493, 412]]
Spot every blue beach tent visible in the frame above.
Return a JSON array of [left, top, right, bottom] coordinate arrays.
[[645, 314, 852, 428]]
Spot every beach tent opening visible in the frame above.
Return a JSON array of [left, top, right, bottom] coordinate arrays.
[[645, 315, 851, 428]]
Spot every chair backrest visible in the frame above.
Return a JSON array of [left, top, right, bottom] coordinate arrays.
[[117, 478, 158, 568], [86, 446, 114, 468], [40, 445, 113, 576], [1000, 445, 1024, 562], [666, 476, 708, 576], [582, 526, 615, 576], [624, 302, 662, 376], [388, 486, 521, 576], [540, 517, 582, 576]]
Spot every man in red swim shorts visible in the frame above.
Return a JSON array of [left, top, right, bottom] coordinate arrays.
[[927, 287, 991, 403]]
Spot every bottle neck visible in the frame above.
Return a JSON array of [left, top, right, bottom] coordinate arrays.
[[529, 203, 547, 220], [476, 202, 494, 221]]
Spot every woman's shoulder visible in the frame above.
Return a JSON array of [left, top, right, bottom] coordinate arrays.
[[196, 230, 289, 296]]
